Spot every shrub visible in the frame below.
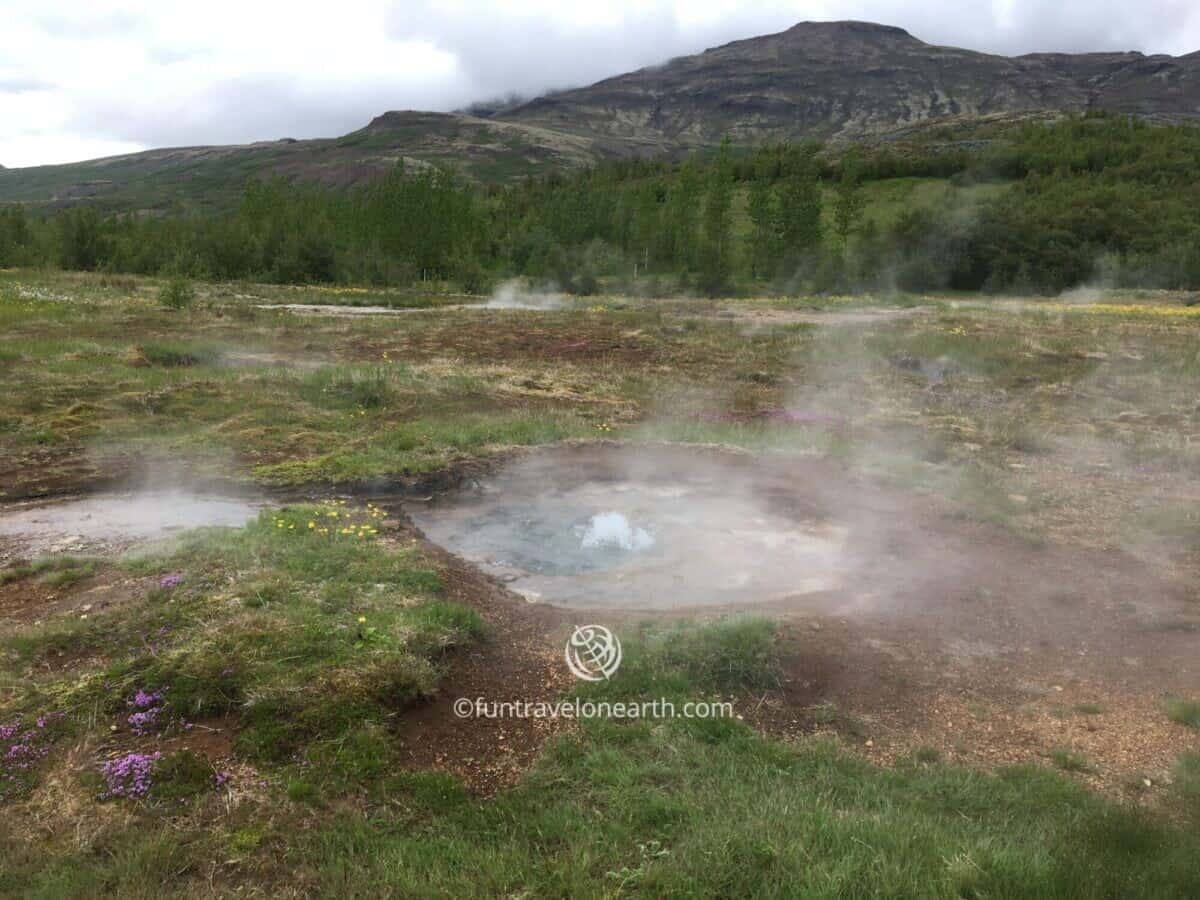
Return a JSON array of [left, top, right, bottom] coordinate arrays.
[[158, 276, 195, 310]]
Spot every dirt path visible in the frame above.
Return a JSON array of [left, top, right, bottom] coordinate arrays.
[[386, 523, 575, 793]]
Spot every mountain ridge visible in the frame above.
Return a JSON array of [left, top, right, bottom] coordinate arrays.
[[501, 19, 1200, 146], [2, 19, 1198, 209]]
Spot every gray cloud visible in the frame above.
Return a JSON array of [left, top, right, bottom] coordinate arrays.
[[829, 0, 1200, 57], [387, 2, 805, 101], [72, 73, 467, 148], [9, 1, 1200, 167]]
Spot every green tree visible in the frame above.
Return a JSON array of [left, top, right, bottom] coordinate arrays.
[[664, 156, 701, 273], [56, 207, 105, 271], [698, 139, 733, 295], [746, 160, 778, 279], [775, 147, 823, 270], [833, 148, 866, 246]]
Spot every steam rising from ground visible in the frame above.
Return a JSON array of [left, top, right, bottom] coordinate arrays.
[[0, 490, 262, 556], [411, 447, 851, 610], [485, 280, 566, 310], [578, 512, 655, 551]]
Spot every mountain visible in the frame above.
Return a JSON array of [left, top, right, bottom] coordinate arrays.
[[2, 20, 1198, 210], [0, 112, 649, 211], [503, 21, 1200, 147]]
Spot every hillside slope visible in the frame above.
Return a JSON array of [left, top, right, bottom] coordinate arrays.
[[504, 20, 1200, 147], [0, 112, 642, 211], [2, 20, 1198, 210], [504, 20, 1200, 146]]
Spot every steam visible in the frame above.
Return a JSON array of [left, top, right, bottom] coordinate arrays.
[[1057, 284, 1109, 304], [578, 512, 655, 551], [484, 280, 566, 310], [410, 447, 851, 610]]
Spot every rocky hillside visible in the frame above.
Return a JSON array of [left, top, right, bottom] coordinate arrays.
[[504, 20, 1200, 147], [2, 20, 1198, 209]]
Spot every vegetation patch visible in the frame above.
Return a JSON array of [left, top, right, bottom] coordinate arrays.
[[1165, 698, 1200, 729]]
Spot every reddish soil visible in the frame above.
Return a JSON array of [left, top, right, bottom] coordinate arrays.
[[348, 313, 731, 371], [0, 560, 149, 627], [387, 529, 576, 793]]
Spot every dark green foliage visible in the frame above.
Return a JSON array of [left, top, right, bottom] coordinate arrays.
[[833, 147, 866, 246], [745, 161, 777, 279], [150, 751, 216, 802], [658, 617, 782, 692], [55, 207, 106, 271], [9, 113, 1200, 294], [157, 276, 195, 310], [698, 138, 734, 295]]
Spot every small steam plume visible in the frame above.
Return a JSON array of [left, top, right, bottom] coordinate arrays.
[[485, 280, 566, 310]]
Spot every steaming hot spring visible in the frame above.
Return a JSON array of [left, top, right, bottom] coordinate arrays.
[[409, 445, 847, 611]]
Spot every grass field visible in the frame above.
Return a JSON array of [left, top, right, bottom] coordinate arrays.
[[1, 269, 1198, 896]]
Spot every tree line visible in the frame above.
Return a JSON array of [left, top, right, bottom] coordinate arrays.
[[1, 113, 1198, 295]]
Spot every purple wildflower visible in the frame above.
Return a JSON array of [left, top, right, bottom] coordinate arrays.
[[0, 712, 64, 799], [128, 689, 165, 710], [126, 709, 160, 735], [100, 752, 161, 799], [159, 573, 183, 589], [124, 688, 167, 735]]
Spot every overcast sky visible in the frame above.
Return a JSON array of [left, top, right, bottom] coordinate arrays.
[[3, 0, 1199, 168]]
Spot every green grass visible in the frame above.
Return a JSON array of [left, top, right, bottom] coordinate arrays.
[[3, 504, 466, 782], [1165, 698, 1200, 729], [4, 618, 1199, 896], [0, 555, 101, 588], [252, 411, 595, 484], [1050, 748, 1093, 774], [138, 341, 219, 368], [1174, 754, 1200, 826]]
